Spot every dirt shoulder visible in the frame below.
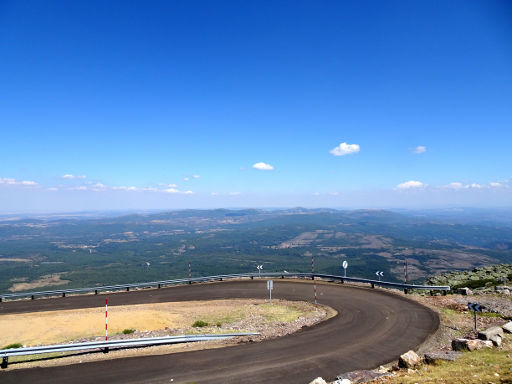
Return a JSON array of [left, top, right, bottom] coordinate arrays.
[[2, 298, 336, 371]]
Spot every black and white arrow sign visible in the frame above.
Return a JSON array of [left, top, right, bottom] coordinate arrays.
[[468, 302, 484, 312], [375, 271, 384, 277]]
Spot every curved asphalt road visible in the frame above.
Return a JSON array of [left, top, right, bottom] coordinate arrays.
[[0, 280, 438, 384]]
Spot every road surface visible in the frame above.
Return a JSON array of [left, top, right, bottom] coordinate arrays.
[[0, 280, 439, 383]]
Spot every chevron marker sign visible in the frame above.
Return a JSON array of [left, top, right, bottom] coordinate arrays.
[[468, 302, 485, 331], [468, 303, 484, 312]]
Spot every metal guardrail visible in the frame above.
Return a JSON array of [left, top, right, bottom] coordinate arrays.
[[0, 333, 258, 368], [0, 272, 449, 301]]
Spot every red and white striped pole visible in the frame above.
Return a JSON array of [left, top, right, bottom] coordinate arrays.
[[312, 254, 317, 305], [105, 298, 108, 341], [188, 262, 191, 283]]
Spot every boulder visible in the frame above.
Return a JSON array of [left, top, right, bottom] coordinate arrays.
[[424, 351, 462, 364], [398, 350, 421, 368], [490, 335, 502, 347], [336, 370, 388, 383], [478, 326, 504, 340], [309, 378, 327, 384], [502, 321, 512, 334], [456, 287, 472, 295], [452, 338, 493, 351], [333, 380, 352, 384]]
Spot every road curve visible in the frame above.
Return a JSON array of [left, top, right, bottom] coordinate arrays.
[[0, 280, 439, 384]]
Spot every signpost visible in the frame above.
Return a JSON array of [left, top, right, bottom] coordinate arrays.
[[342, 260, 348, 278], [375, 271, 384, 281], [256, 265, 263, 278], [267, 280, 273, 305], [468, 302, 485, 331]]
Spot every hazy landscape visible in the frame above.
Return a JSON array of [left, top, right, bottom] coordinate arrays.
[[1, 208, 511, 293]]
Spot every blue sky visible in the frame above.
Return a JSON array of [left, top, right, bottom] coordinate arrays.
[[1, 0, 511, 212]]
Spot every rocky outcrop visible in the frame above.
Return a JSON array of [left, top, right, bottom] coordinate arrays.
[[502, 321, 512, 333], [309, 378, 328, 384], [452, 338, 493, 351], [426, 264, 512, 292], [424, 351, 462, 364], [398, 350, 421, 368], [336, 370, 389, 383], [478, 326, 504, 340]]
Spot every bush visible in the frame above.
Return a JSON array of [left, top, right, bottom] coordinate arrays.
[[192, 320, 209, 328], [122, 328, 135, 334], [3, 343, 22, 349], [216, 322, 222, 327]]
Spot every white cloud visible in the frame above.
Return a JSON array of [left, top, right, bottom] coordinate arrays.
[[490, 182, 503, 188], [112, 186, 137, 191], [413, 146, 427, 154], [229, 191, 241, 196], [164, 188, 180, 193], [252, 162, 274, 171], [47, 187, 59, 191], [329, 192, 339, 196], [183, 190, 194, 194], [62, 174, 86, 180], [444, 182, 465, 190], [192, 175, 200, 179], [183, 177, 190, 181], [0, 178, 39, 187], [396, 180, 426, 190], [330, 142, 360, 156], [470, 183, 483, 189]]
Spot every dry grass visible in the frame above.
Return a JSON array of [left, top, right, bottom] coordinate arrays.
[[8, 273, 70, 292], [0, 299, 312, 347]]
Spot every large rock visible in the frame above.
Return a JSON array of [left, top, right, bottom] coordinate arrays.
[[490, 334, 502, 347], [502, 321, 512, 333], [336, 370, 388, 383], [398, 350, 421, 368], [309, 378, 327, 384], [456, 287, 472, 295], [424, 351, 462, 364], [452, 338, 493, 351], [333, 380, 352, 384], [478, 326, 504, 340]]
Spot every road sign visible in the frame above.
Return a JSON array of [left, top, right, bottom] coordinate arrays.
[[468, 302, 485, 331], [267, 280, 273, 305], [256, 265, 263, 278], [342, 261, 348, 278], [376, 271, 384, 281]]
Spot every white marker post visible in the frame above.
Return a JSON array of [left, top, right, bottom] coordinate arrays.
[[105, 298, 108, 341], [267, 280, 273, 305], [257, 265, 263, 278], [342, 260, 348, 278]]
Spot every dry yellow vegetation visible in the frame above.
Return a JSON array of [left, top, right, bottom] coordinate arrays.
[[0, 299, 313, 347]]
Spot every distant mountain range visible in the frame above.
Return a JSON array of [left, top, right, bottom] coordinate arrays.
[[0, 208, 511, 293]]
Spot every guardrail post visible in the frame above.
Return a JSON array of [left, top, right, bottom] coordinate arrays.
[[442, 290, 447, 296], [371, 283, 375, 289], [429, 290, 433, 296], [103, 347, 109, 354], [1, 356, 8, 369], [95, 290, 98, 295], [250, 276, 253, 280], [311, 275, 314, 281], [340, 279, 344, 284], [404, 288, 408, 294], [219, 278, 223, 281], [31, 295, 35, 300], [158, 284, 161, 289], [0, 297, 2, 302], [126, 287, 130, 292], [62, 292, 66, 297], [281, 275, 284, 279]]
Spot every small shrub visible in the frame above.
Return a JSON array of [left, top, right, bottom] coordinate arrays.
[[122, 328, 135, 334], [3, 343, 22, 350], [216, 322, 222, 327], [192, 320, 209, 328]]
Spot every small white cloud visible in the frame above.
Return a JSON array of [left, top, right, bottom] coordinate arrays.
[[112, 186, 137, 191], [252, 162, 274, 171], [490, 182, 503, 188], [229, 192, 241, 196], [183, 177, 190, 181], [0, 178, 39, 187], [313, 192, 320, 196], [412, 146, 427, 154], [71, 186, 88, 191], [396, 180, 426, 190], [62, 174, 86, 180], [444, 182, 465, 190], [330, 142, 360, 156], [192, 175, 200, 179], [470, 183, 483, 189], [183, 190, 194, 194], [47, 187, 59, 191], [329, 192, 339, 196], [164, 188, 180, 193]]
